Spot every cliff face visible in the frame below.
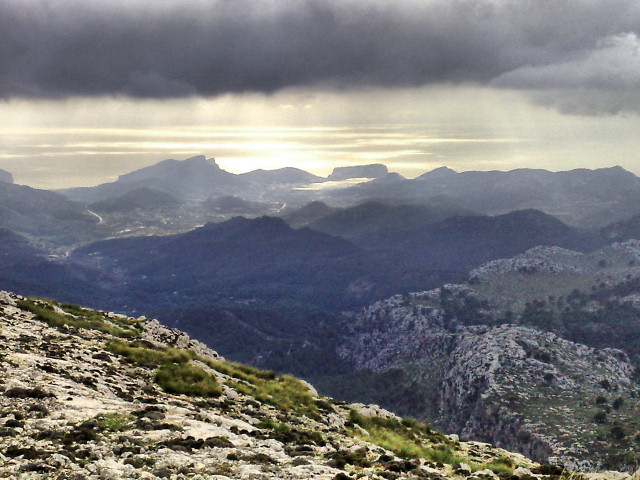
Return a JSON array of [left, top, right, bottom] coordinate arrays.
[[1, 290, 552, 480], [338, 289, 639, 471], [438, 326, 634, 469]]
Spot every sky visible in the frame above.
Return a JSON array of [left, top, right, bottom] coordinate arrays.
[[2, 0, 640, 189]]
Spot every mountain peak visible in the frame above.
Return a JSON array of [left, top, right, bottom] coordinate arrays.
[[183, 155, 220, 169], [0, 168, 13, 183], [418, 166, 457, 179], [118, 155, 221, 183], [240, 166, 322, 185], [328, 164, 388, 181]]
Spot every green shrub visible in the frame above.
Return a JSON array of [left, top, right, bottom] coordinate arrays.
[[225, 374, 319, 419], [155, 363, 221, 397], [485, 455, 515, 476], [95, 413, 133, 433], [348, 410, 447, 460], [106, 339, 192, 366], [593, 410, 608, 424], [425, 444, 466, 465], [18, 299, 138, 338], [208, 358, 318, 418], [204, 359, 275, 383], [106, 339, 219, 398]]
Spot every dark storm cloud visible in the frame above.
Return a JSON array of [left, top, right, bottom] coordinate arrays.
[[2, 0, 640, 113]]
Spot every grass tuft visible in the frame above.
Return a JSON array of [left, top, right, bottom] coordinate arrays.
[[105, 340, 219, 397], [205, 358, 319, 419], [18, 299, 138, 338], [484, 456, 515, 476], [155, 363, 222, 397], [95, 412, 133, 433], [348, 410, 466, 463], [105, 339, 192, 366]]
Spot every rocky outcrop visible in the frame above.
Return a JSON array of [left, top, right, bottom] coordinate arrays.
[[141, 318, 222, 360], [339, 287, 640, 471], [469, 246, 585, 281], [438, 326, 635, 469], [0, 290, 547, 480]]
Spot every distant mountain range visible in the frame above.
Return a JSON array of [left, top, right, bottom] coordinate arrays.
[[52, 155, 640, 229], [279, 201, 339, 228], [335, 165, 640, 228], [239, 166, 323, 185], [64, 208, 610, 315], [303, 200, 473, 243], [327, 163, 388, 181], [3, 155, 640, 469]]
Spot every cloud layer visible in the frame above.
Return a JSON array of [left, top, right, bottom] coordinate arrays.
[[2, 0, 640, 114]]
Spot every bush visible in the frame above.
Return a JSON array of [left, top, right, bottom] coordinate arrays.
[[155, 363, 221, 397], [593, 410, 607, 424], [18, 299, 138, 338], [348, 410, 453, 461], [612, 397, 624, 410], [427, 444, 465, 465], [206, 358, 318, 418], [95, 413, 133, 432], [106, 340, 192, 366], [205, 360, 275, 383], [485, 456, 515, 476], [610, 425, 626, 441]]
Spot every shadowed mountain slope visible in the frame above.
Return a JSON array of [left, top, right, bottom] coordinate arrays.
[[88, 186, 181, 214], [0, 181, 100, 248]]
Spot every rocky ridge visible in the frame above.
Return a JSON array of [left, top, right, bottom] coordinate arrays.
[[0, 290, 555, 480], [338, 242, 640, 471]]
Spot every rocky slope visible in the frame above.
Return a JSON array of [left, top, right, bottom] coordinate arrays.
[[0, 290, 558, 480], [338, 241, 640, 471]]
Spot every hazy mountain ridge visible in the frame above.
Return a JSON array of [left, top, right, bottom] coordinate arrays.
[[0, 181, 104, 249], [0, 156, 631, 256], [88, 186, 181, 214], [62, 209, 604, 319], [239, 166, 324, 185], [63, 156, 248, 203], [56, 156, 640, 234], [70, 216, 376, 312], [280, 201, 339, 228], [337, 165, 640, 228], [203, 195, 279, 215], [0, 229, 113, 307], [305, 201, 474, 243]]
